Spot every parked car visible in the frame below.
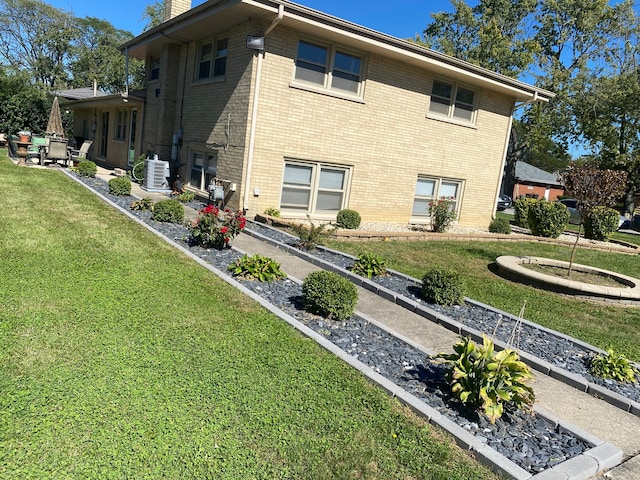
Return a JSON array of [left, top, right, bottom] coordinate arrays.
[[556, 198, 630, 229], [496, 194, 512, 211]]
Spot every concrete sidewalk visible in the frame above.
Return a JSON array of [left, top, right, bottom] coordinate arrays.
[[108, 168, 640, 479]]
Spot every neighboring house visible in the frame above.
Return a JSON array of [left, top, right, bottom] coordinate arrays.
[[511, 161, 564, 201], [88, 0, 553, 227], [59, 87, 145, 168]]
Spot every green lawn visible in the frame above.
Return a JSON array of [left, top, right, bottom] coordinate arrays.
[[327, 234, 640, 362], [0, 155, 498, 478]]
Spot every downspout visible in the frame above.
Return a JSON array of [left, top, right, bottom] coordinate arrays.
[[493, 91, 539, 218], [243, 4, 284, 212]]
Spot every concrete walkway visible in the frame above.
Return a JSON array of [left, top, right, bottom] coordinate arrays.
[[103, 168, 640, 479]]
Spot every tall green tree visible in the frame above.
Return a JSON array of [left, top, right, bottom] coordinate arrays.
[[142, 1, 166, 31]]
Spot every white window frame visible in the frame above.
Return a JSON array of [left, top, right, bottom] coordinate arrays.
[[280, 160, 351, 216], [188, 150, 218, 191], [411, 176, 464, 221], [428, 79, 478, 125], [292, 39, 365, 99], [195, 37, 228, 82]]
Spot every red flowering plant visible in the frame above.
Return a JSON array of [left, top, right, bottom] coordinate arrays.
[[189, 204, 246, 249], [428, 197, 457, 233]]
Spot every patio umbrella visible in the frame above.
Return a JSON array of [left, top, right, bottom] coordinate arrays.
[[46, 96, 64, 137]]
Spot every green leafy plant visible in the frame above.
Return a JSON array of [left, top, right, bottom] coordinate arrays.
[[130, 197, 154, 211], [584, 206, 620, 242], [336, 209, 361, 229], [108, 177, 132, 196], [436, 335, 535, 424], [228, 254, 287, 282], [189, 204, 246, 249], [527, 199, 569, 238], [292, 215, 335, 250], [489, 217, 511, 234], [176, 191, 195, 203], [76, 160, 97, 178], [302, 270, 358, 321], [421, 267, 465, 306], [589, 348, 638, 384], [351, 252, 388, 278], [264, 207, 281, 217], [429, 197, 457, 233], [131, 156, 145, 183], [512, 198, 536, 228], [152, 199, 184, 223]]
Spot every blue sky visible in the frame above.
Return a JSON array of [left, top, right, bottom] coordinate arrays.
[[44, 1, 459, 38]]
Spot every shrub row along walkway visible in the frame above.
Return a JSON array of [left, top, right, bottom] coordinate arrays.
[[87, 167, 640, 479]]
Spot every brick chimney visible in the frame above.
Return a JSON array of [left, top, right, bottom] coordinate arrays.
[[164, 0, 192, 21]]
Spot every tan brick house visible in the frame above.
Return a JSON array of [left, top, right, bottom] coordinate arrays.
[[116, 0, 553, 227]]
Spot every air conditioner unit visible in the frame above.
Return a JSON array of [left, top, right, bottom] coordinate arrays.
[[142, 158, 171, 193]]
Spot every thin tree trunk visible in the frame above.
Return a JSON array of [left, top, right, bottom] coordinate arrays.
[[568, 223, 582, 277]]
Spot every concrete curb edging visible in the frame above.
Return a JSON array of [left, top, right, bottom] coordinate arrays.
[[243, 221, 640, 416], [63, 172, 624, 479]]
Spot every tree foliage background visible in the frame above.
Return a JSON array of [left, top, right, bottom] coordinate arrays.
[[0, 0, 146, 135], [420, 0, 640, 213]]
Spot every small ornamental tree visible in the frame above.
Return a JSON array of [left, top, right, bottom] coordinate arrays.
[[560, 163, 627, 274]]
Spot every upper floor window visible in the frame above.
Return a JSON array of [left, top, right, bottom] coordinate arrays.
[[429, 80, 476, 123], [196, 38, 228, 81], [149, 57, 160, 81], [294, 40, 363, 96]]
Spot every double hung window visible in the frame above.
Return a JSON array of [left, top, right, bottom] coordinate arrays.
[[149, 57, 160, 81], [412, 176, 462, 217], [294, 40, 363, 95], [196, 38, 228, 81], [429, 79, 476, 123], [280, 161, 350, 213], [115, 110, 127, 141]]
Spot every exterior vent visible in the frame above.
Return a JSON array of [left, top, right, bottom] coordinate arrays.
[[142, 158, 171, 193]]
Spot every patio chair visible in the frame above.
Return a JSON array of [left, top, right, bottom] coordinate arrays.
[[28, 135, 47, 162], [70, 140, 93, 164], [40, 138, 71, 167]]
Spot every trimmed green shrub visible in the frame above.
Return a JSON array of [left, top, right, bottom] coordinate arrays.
[[528, 200, 569, 238], [584, 206, 619, 242], [488, 217, 511, 234], [108, 177, 132, 196], [336, 209, 361, 229], [302, 270, 358, 321], [264, 207, 281, 217], [77, 160, 97, 178], [589, 348, 638, 384], [436, 335, 535, 424], [152, 199, 184, 223], [228, 254, 287, 282], [512, 198, 536, 228], [130, 197, 154, 211], [351, 252, 388, 278], [421, 267, 465, 306]]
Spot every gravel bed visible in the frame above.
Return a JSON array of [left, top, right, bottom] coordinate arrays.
[[247, 221, 640, 404], [69, 172, 594, 474]]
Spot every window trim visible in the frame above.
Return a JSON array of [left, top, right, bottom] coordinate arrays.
[[427, 78, 478, 126], [291, 38, 366, 100], [149, 57, 160, 82], [280, 159, 352, 217], [411, 175, 464, 222], [194, 37, 228, 83]]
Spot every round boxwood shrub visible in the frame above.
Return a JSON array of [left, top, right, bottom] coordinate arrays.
[[421, 267, 465, 306], [302, 270, 358, 321], [489, 217, 511, 234], [584, 206, 619, 242], [512, 197, 536, 228], [77, 160, 97, 178], [152, 199, 184, 223], [108, 177, 132, 196], [336, 209, 361, 229], [527, 200, 569, 238]]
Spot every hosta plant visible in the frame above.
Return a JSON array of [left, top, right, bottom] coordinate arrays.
[[589, 348, 639, 384], [228, 254, 287, 282], [176, 191, 196, 203], [130, 197, 154, 211], [264, 207, 281, 217], [351, 252, 388, 278], [189, 204, 246, 249], [436, 335, 535, 424]]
